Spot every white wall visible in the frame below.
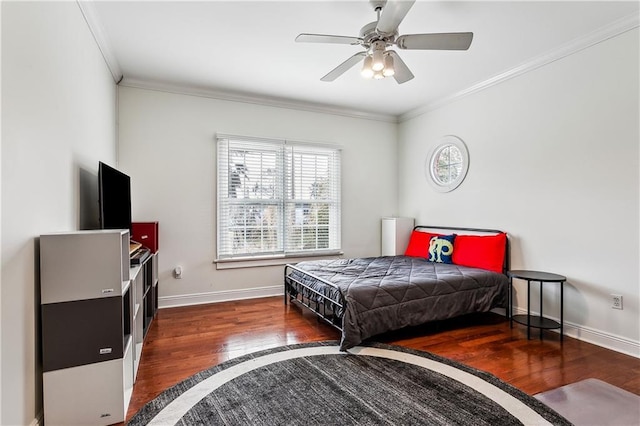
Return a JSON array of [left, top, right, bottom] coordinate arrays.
[[1, 2, 116, 424], [398, 29, 639, 356], [117, 86, 398, 305]]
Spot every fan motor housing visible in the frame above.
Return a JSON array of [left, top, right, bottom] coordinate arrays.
[[359, 21, 397, 47]]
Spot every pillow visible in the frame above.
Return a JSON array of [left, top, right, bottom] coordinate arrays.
[[452, 233, 507, 273], [404, 231, 439, 257], [427, 234, 456, 264]]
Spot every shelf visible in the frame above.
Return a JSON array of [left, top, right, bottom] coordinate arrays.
[[121, 279, 131, 294], [143, 314, 153, 337], [134, 341, 143, 380], [123, 333, 132, 351], [124, 385, 134, 413], [135, 342, 143, 361], [512, 314, 560, 330], [129, 264, 142, 278]]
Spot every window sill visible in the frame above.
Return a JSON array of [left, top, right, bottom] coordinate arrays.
[[214, 251, 344, 270]]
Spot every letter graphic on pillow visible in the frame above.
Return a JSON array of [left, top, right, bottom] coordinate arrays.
[[428, 235, 455, 263]]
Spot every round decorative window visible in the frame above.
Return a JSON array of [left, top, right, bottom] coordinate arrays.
[[425, 136, 469, 192]]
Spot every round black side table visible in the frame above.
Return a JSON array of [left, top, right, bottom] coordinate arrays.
[[508, 270, 566, 340]]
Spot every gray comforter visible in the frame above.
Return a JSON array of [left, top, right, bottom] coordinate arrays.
[[291, 256, 508, 350]]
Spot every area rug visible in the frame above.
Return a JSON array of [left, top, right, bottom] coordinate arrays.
[[127, 341, 570, 425]]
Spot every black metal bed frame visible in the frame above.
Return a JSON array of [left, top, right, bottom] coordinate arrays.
[[283, 225, 509, 333], [284, 263, 345, 331]]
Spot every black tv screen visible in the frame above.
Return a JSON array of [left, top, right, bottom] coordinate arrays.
[[98, 161, 132, 236]]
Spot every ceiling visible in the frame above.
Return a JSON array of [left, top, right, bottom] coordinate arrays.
[[89, 1, 639, 119]]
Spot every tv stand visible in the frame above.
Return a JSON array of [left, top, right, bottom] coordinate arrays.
[[40, 229, 158, 425]]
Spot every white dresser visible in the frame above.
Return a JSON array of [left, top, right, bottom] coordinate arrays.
[[381, 217, 415, 256]]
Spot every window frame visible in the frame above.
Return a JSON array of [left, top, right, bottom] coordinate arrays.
[[215, 134, 342, 266], [425, 135, 470, 193]]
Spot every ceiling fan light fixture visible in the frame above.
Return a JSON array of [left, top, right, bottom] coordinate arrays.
[[382, 54, 395, 77], [361, 56, 374, 78], [297, 0, 470, 85], [372, 48, 385, 72]]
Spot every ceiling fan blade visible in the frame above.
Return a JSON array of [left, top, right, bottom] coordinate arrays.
[[296, 33, 362, 45], [320, 52, 367, 82], [376, 0, 416, 35], [388, 51, 414, 84], [396, 32, 474, 50]]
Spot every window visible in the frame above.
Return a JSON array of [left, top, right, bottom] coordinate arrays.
[[425, 135, 469, 193], [432, 144, 463, 185], [217, 135, 341, 260]]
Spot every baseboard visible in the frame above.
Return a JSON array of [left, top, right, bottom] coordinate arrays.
[[158, 285, 283, 309], [511, 307, 640, 358]]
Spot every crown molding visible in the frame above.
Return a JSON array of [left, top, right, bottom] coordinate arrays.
[[77, 0, 123, 82], [119, 78, 398, 123], [78, 0, 393, 122], [79, 1, 637, 125], [399, 12, 640, 123]]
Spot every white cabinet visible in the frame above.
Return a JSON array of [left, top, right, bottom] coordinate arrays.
[[40, 230, 129, 304], [40, 229, 142, 425], [43, 347, 133, 425], [381, 217, 415, 256]]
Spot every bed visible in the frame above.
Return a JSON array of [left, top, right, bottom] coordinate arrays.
[[284, 226, 509, 350]]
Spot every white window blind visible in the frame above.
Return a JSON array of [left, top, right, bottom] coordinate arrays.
[[217, 135, 341, 259]]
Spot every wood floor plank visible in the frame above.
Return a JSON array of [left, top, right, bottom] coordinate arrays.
[[125, 296, 640, 422]]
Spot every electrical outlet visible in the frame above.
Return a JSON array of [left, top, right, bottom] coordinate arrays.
[[611, 294, 623, 310], [173, 266, 183, 279]]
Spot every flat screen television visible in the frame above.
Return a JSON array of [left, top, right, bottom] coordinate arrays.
[[98, 161, 132, 236]]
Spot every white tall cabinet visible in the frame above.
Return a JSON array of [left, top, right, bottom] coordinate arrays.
[[40, 229, 153, 425], [381, 217, 415, 256]]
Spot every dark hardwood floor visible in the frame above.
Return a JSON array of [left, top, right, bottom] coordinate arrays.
[[125, 296, 640, 421]]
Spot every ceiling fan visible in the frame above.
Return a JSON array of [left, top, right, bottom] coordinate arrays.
[[295, 0, 473, 84]]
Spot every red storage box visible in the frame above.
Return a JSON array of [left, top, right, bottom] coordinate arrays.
[[132, 222, 159, 253]]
